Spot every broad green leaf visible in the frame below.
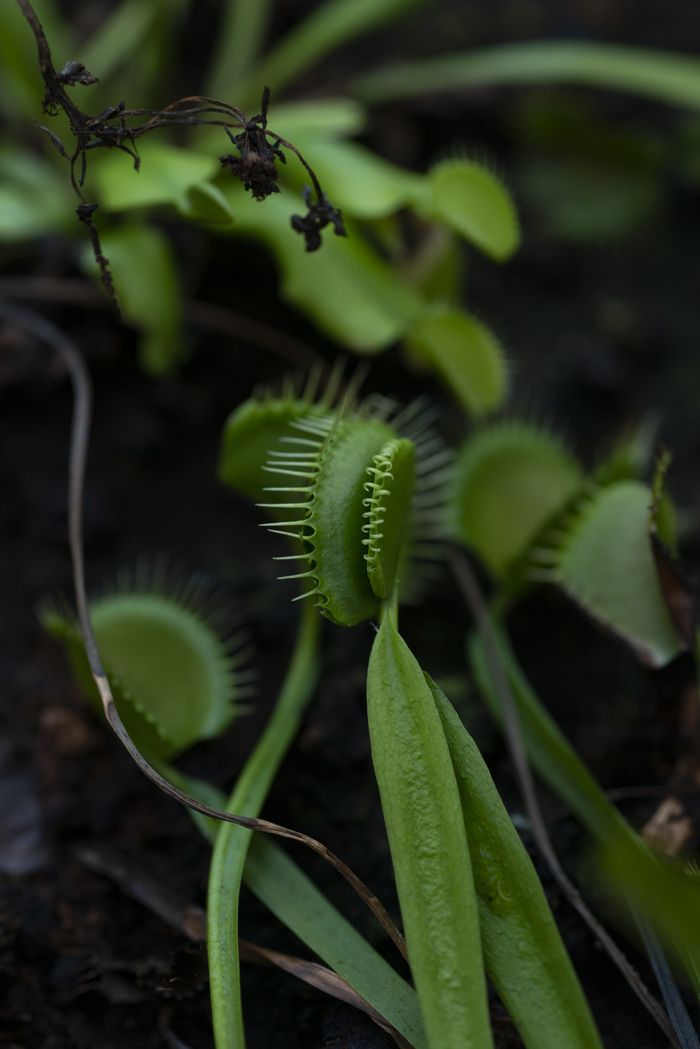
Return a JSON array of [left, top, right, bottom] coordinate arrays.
[[451, 422, 583, 577], [407, 307, 508, 417], [218, 184, 422, 352], [545, 481, 682, 666], [260, 98, 366, 140], [42, 591, 241, 759], [291, 138, 423, 219], [84, 223, 184, 374], [0, 149, 72, 240], [416, 158, 520, 260], [91, 141, 218, 212], [367, 617, 492, 1049], [429, 675, 603, 1049]]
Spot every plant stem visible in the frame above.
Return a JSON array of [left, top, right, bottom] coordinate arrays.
[[207, 599, 321, 1049]]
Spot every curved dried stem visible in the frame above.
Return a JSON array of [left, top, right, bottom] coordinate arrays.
[[0, 302, 406, 964]]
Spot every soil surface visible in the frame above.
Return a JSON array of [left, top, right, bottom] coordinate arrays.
[[2, 2, 700, 1048]]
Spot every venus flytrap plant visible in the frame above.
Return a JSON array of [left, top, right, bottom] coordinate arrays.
[[220, 376, 608, 1049]]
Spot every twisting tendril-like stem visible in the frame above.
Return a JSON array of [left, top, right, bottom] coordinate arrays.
[[0, 302, 406, 962]]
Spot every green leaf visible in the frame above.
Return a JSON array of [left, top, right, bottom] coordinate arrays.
[[206, 0, 272, 100], [419, 158, 520, 260], [163, 764, 428, 1049], [245, 838, 429, 1049], [450, 422, 583, 578], [541, 481, 682, 666], [291, 138, 423, 219], [244, 0, 424, 103], [86, 223, 184, 374], [355, 41, 700, 111], [80, 0, 163, 82], [0, 149, 72, 240], [367, 617, 492, 1049], [406, 307, 509, 417], [470, 622, 700, 998], [0, 1, 73, 119], [469, 625, 636, 849], [599, 838, 700, 969], [91, 141, 218, 212], [207, 601, 320, 1049], [42, 589, 242, 759], [218, 185, 422, 352], [270, 98, 367, 139], [177, 182, 234, 226], [429, 675, 603, 1049]]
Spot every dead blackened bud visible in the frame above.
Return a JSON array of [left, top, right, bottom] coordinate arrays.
[[76, 202, 99, 223], [291, 188, 346, 252], [219, 86, 286, 201], [58, 60, 99, 87]]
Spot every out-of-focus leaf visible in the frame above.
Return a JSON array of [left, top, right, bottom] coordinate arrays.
[[600, 838, 700, 967], [81, 0, 189, 107], [244, 0, 424, 103], [177, 182, 234, 225], [417, 158, 519, 260], [206, 0, 272, 100], [291, 138, 422, 219], [543, 481, 683, 666], [0, 149, 72, 240], [406, 307, 508, 417], [451, 422, 582, 578], [91, 142, 218, 212], [246, 838, 428, 1049], [83, 223, 184, 374], [0, 1, 73, 118], [261, 98, 366, 140], [355, 41, 700, 111], [218, 184, 422, 352]]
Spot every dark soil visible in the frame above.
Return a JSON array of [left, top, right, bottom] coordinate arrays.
[[2, 2, 700, 1048]]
